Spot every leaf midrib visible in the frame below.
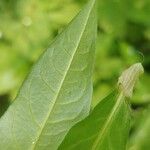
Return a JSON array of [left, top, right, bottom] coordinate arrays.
[[31, 1, 95, 149], [91, 93, 124, 150]]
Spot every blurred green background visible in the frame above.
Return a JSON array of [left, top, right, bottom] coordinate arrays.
[[0, 0, 150, 149]]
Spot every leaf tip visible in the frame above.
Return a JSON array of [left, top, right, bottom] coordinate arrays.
[[118, 63, 144, 98]]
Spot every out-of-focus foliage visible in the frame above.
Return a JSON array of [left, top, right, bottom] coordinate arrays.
[[0, 0, 150, 104], [93, 0, 150, 107], [0, 0, 80, 98], [0, 0, 150, 148], [128, 106, 150, 150]]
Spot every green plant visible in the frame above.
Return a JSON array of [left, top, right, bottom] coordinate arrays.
[[0, 0, 146, 150]]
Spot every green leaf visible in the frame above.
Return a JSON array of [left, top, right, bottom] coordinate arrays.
[[59, 63, 144, 150], [128, 106, 150, 150], [0, 0, 97, 149]]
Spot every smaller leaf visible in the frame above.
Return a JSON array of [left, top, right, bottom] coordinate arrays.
[[59, 63, 144, 150]]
